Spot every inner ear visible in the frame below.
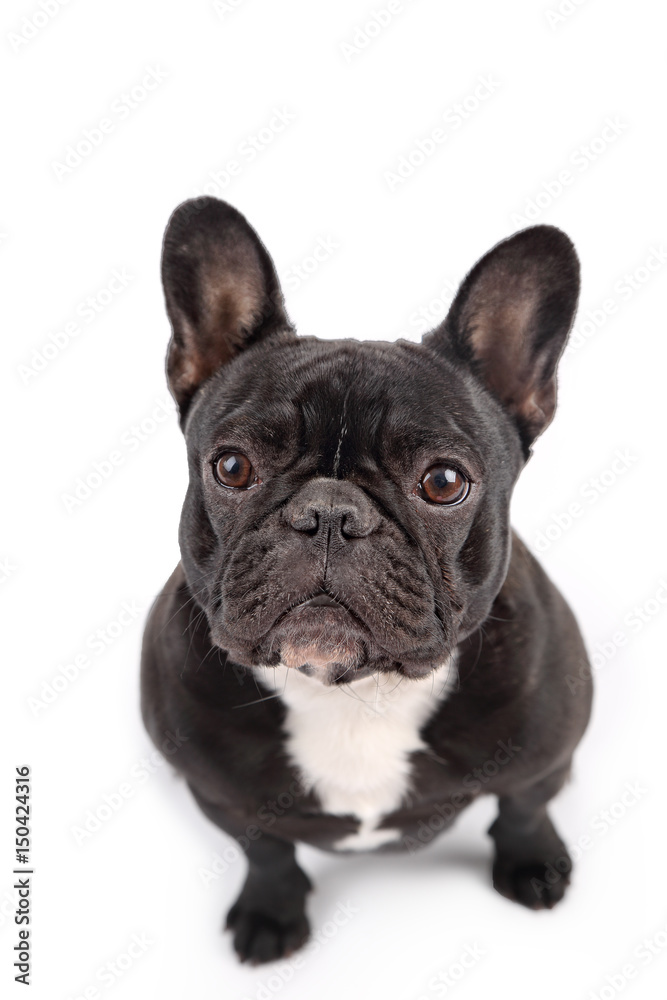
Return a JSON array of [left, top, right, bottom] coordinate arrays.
[[162, 197, 293, 421], [423, 225, 580, 452]]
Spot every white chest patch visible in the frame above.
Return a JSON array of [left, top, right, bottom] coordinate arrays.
[[254, 659, 456, 850]]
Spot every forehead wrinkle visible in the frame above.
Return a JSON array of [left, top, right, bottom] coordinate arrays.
[[205, 394, 300, 454], [298, 374, 361, 477], [331, 385, 352, 478]]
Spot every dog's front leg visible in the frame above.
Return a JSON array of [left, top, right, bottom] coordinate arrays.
[[488, 763, 573, 910], [227, 835, 312, 964], [190, 788, 312, 964]]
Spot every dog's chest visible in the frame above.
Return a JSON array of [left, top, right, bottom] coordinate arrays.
[[255, 661, 454, 850]]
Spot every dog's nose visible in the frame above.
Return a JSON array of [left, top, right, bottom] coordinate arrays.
[[283, 478, 380, 539]]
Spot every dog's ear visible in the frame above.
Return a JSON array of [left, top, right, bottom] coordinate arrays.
[[162, 197, 293, 421], [423, 225, 580, 453]]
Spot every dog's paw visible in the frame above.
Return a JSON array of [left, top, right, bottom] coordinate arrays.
[[492, 850, 572, 910], [226, 903, 310, 964]]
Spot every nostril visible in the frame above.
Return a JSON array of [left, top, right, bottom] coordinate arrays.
[[340, 509, 375, 539], [290, 510, 319, 534]]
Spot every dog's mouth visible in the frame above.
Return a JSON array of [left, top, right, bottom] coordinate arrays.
[[296, 593, 346, 610], [271, 589, 369, 631], [212, 583, 451, 685], [261, 589, 372, 683]]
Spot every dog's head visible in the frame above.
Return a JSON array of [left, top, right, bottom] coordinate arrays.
[[162, 197, 579, 685]]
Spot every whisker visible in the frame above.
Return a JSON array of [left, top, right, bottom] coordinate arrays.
[[232, 691, 284, 709]]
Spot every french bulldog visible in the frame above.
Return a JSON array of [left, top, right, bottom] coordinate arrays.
[[141, 197, 593, 964]]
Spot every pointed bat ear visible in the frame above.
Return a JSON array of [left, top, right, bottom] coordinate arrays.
[[161, 197, 293, 422], [423, 225, 580, 453]]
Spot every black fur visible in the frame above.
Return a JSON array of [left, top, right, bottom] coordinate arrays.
[[141, 198, 593, 964]]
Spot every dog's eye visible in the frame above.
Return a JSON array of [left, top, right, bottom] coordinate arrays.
[[213, 452, 256, 489], [419, 465, 470, 505]]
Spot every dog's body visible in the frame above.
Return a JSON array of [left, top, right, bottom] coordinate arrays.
[[141, 198, 593, 963]]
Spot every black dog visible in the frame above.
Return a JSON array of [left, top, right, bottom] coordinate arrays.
[[141, 197, 593, 964]]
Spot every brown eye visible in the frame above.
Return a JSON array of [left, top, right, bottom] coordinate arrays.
[[419, 464, 470, 505], [213, 452, 256, 489]]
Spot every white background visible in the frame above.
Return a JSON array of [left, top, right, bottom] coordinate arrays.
[[2, 1, 666, 998]]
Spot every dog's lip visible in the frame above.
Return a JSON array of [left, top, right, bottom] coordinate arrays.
[[296, 593, 345, 610], [268, 590, 369, 634]]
